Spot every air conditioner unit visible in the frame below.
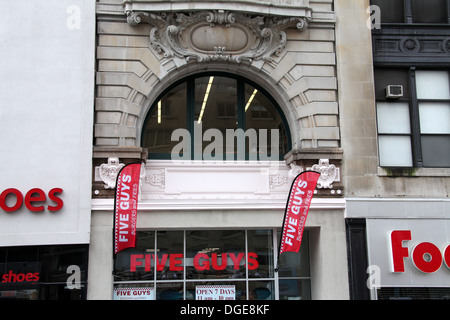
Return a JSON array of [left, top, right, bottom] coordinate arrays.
[[385, 85, 403, 99]]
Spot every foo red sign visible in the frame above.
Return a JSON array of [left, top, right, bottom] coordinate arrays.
[[0, 188, 63, 213], [390, 230, 450, 274]]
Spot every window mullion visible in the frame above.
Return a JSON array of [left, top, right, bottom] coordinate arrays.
[[237, 78, 245, 130], [447, 0, 450, 24], [187, 77, 195, 158], [183, 230, 186, 300], [409, 67, 423, 167], [405, 0, 413, 23], [237, 79, 246, 161]]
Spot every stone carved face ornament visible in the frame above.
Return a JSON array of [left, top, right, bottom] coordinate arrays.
[[311, 159, 337, 189], [126, 10, 309, 64], [99, 157, 125, 189]]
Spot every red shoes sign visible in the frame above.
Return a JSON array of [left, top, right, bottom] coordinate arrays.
[[390, 230, 450, 274], [0, 188, 63, 213]]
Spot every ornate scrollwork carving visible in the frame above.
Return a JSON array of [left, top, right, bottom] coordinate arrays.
[[205, 10, 236, 26], [125, 10, 309, 64]]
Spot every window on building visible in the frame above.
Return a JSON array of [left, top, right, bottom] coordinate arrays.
[[375, 69, 450, 168], [371, 0, 405, 23], [113, 229, 311, 300], [377, 287, 450, 300], [371, 0, 450, 24], [141, 73, 291, 161], [0, 245, 88, 300]]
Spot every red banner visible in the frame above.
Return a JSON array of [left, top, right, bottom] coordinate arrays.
[[114, 163, 141, 254], [279, 171, 320, 255]]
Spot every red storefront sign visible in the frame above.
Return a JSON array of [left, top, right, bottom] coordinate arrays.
[[279, 171, 320, 256], [390, 230, 450, 274], [0, 262, 41, 290], [129, 252, 259, 272], [1, 271, 39, 284], [0, 188, 63, 212]]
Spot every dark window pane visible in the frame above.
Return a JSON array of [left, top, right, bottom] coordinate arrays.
[[374, 69, 410, 101], [277, 231, 310, 278], [245, 84, 288, 160], [114, 231, 155, 282], [371, 0, 405, 23], [412, 0, 447, 23], [157, 282, 183, 300], [156, 231, 184, 280], [421, 135, 450, 167], [247, 230, 274, 279], [279, 279, 311, 300], [378, 287, 450, 300], [248, 280, 275, 300], [142, 83, 187, 157], [195, 76, 238, 160]]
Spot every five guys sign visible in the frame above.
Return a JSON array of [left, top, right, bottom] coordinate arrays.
[[277, 171, 320, 269], [114, 163, 141, 254]]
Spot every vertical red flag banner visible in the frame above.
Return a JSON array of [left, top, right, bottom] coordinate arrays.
[[278, 171, 320, 262], [114, 163, 141, 255]]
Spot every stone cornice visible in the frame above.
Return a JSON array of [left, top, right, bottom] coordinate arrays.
[[123, 0, 312, 18]]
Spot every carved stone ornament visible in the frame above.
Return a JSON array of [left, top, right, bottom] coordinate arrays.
[[311, 159, 337, 189], [401, 38, 419, 53], [99, 157, 125, 189], [288, 163, 303, 180], [126, 10, 309, 64], [144, 168, 166, 189]]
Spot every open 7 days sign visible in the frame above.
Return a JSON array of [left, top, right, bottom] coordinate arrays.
[[196, 285, 235, 300]]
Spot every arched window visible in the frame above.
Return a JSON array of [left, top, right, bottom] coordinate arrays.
[[142, 73, 291, 160]]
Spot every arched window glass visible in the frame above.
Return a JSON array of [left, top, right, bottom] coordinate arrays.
[[142, 73, 290, 160]]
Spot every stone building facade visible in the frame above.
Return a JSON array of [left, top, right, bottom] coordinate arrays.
[[343, 0, 450, 300], [3, 0, 449, 301], [89, 0, 350, 300]]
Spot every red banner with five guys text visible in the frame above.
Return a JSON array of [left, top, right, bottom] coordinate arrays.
[[279, 171, 320, 255], [114, 163, 141, 254]]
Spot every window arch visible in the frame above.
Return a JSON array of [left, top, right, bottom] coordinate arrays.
[[141, 73, 291, 160]]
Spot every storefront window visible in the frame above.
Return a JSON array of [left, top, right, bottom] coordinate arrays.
[[186, 230, 245, 280], [0, 245, 88, 300], [377, 287, 450, 300], [277, 230, 310, 300], [113, 229, 311, 300]]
